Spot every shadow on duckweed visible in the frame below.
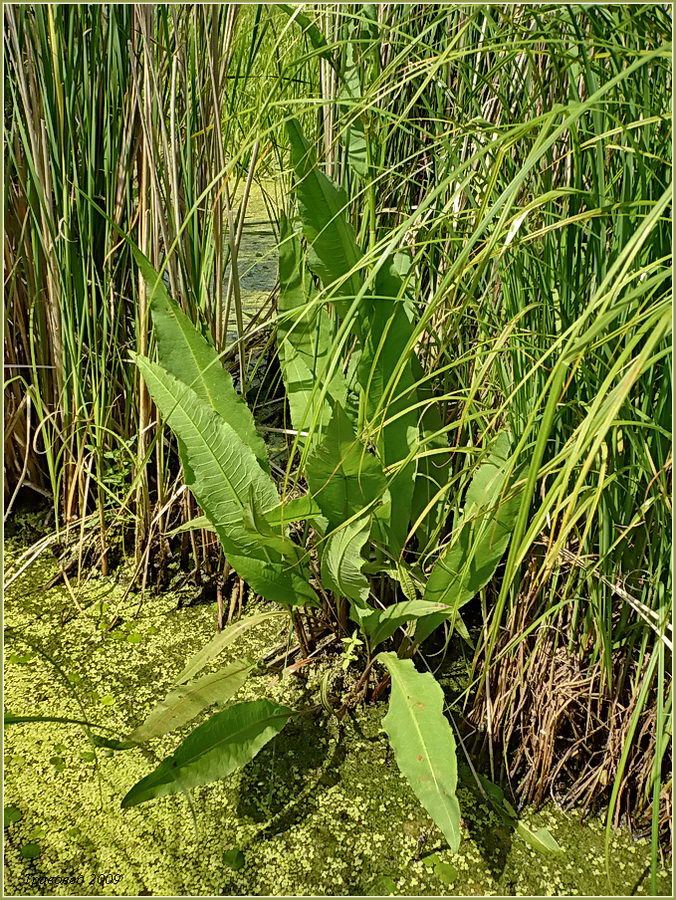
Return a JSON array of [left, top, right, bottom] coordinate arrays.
[[3, 534, 671, 897]]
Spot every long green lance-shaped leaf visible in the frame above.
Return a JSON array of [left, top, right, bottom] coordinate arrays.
[[175, 612, 285, 685], [134, 355, 318, 609], [464, 431, 512, 515], [379, 653, 461, 852], [515, 822, 564, 855], [133, 354, 275, 546], [128, 660, 255, 743], [337, 38, 368, 177], [121, 700, 293, 808], [277, 213, 347, 440], [432, 500, 521, 604], [359, 253, 419, 554], [466, 772, 562, 855], [132, 246, 269, 472], [306, 402, 387, 530], [262, 494, 323, 530], [286, 118, 363, 307], [417, 435, 520, 643]]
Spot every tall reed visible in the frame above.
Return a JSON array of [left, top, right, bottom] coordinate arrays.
[[4, 3, 671, 870]]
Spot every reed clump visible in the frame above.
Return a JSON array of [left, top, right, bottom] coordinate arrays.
[[4, 1, 671, 880]]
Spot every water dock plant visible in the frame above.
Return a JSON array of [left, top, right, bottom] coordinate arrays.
[[4, 2, 671, 892]]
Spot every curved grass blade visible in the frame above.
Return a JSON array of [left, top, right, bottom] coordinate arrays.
[[277, 213, 348, 440]]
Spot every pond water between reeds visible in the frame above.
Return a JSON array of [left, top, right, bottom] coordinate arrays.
[[3, 528, 671, 898], [224, 179, 278, 343]]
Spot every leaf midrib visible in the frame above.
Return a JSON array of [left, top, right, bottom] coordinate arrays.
[[168, 706, 293, 772], [387, 663, 458, 837], [141, 357, 270, 520]]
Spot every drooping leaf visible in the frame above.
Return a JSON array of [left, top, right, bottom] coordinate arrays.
[[276, 5, 334, 65], [175, 612, 285, 685], [128, 659, 255, 743], [286, 118, 363, 307], [227, 552, 318, 609], [132, 247, 269, 472], [379, 653, 461, 852], [306, 402, 387, 530], [321, 514, 371, 603], [133, 355, 319, 609], [357, 600, 450, 647], [453, 611, 474, 647], [133, 354, 275, 551], [121, 700, 293, 808]]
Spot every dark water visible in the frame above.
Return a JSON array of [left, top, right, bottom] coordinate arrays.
[[225, 182, 278, 342]]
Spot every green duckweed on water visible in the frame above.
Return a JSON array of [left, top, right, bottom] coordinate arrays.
[[3, 537, 671, 897]]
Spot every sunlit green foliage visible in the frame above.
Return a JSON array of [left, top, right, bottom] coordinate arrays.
[[5, 2, 671, 885]]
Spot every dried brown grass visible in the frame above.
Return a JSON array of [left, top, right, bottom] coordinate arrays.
[[470, 582, 671, 845]]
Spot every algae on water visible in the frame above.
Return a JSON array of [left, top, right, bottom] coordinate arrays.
[[3, 537, 670, 896]]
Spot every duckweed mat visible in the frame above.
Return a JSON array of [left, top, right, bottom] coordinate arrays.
[[3, 539, 671, 897]]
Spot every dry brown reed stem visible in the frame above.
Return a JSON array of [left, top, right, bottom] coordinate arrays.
[[470, 579, 671, 844]]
